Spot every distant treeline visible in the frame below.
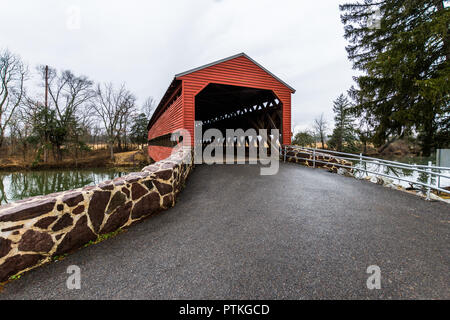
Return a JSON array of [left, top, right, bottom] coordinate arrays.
[[0, 49, 156, 164], [295, 1, 449, 156], [336, 0, 449, 156]]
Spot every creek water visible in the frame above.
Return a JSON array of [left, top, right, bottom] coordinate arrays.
[[0, 167, 137, 205], [1, 155, 448, 206]]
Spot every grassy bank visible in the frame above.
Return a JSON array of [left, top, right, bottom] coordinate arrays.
[[0, 150, 151, 171]]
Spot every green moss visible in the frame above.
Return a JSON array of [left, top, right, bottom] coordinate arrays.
[[9, 274, 21, 280], [52, 253, 68, 261], [83, 228, 124, 248]]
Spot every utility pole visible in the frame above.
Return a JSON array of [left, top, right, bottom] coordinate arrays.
[[45, 65, 48, 108], [43, 65, 49, 163]]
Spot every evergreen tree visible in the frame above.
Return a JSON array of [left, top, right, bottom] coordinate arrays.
[[340, 0, 449, 156], [30, 105, 57, 162], [129, 113, 149, 149], [354, 110, 374, 154], [328, 94, 357, 152], [292, 130, 315, 147]]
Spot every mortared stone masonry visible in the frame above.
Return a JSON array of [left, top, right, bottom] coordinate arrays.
[[0, 148, 193, 282]]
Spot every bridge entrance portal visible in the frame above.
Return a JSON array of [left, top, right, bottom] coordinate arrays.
[[194, 83, 282, 162]]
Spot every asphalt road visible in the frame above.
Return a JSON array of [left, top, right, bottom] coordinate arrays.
[[1, 163, 449, 299]]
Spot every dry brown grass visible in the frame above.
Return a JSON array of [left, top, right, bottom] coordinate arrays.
[[0, 148, 149, 170], [113, 150, 149, 166]]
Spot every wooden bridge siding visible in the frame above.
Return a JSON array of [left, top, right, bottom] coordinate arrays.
[[179, 55, 292, 146], [147, 146, 175, 162], [147, 93, 184, 161]]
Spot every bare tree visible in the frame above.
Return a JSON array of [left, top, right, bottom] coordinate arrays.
[[8, 107, 33, 161], [313, 113, 328, 149], [40, 66, 94, 123], [70, 103, 95, 163], [142, 96, 156, 120], [117, 97, 137, 151], [91, 83, 136, 160], [36, 66, 94, 161], [0, 49, 28, 148]]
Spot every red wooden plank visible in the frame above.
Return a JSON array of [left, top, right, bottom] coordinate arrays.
[[148, 54, 294, 156]]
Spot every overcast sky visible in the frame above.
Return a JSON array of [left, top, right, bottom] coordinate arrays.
[[3, 0, 355, 134]]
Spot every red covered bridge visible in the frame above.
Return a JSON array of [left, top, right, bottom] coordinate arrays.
[[147, 53, 295, 161]]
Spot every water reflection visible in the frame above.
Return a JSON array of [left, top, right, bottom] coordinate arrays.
[[0, 168, 136, 205]]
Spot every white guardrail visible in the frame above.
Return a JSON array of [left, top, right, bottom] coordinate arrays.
[[282, 145, 450, 201]]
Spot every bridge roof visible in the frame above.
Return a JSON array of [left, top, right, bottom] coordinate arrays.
[[175, 52, 295, 92], [147, 52, 295, 131]]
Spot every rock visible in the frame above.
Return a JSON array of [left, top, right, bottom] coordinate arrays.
[[131, 192, 161, 219], [286, 151, 296, 157], [34, 216, 58, 229], [416, 191, 425, 197], [1, 224, 24, 232], [113, 178, 125, 187], [428, 193, 442, 201], [121, 187, 130, 198], [0, 254, 44, 282], [62, 192, 84, 207], [0, 199, 56, 222], [154, 180, 173, 195], [106, 191, 126, 214], [18, 230, 54, 252], [51, 213, 73, 231], [162, 194, 174, 209], [136, 171, 150, 178], [72, 205, 85, 215], [161, 162, 176, 169], [99, 183, 114, 191], [142, 165, 159, 172], [0, 237, 12, 258], [87, 191, 111, 233], [381, 177, 394, 186], [125, 175, 140, 184], [142, 180, 154, 191], [55, 216, 97, 256], [131, 183, 148, 200], [154, 169, 173, 181], [369, 176, 383, 184], [82, 185, 96, 192], [101, 202, 132, 234]]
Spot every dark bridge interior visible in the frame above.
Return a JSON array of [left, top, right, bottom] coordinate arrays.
[[195, 83, 282, 156]]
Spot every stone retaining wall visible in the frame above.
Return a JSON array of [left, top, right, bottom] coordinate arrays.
[[284, 146, 353, 173], [0, 148, 193, 282]]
